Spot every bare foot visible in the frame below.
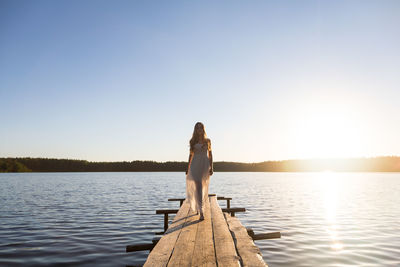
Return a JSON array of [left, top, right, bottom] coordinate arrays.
[[200, 213, 204, 220]]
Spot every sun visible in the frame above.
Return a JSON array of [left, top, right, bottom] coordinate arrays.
[[288, 97, 365, 159]]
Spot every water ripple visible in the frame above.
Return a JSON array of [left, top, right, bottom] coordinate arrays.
[[0, 172, 399, 266]]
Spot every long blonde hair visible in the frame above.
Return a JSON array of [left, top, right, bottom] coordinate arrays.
[[189, 122, 211, 153]]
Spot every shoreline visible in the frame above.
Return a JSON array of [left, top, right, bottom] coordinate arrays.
[[2, 156, 400, 173]]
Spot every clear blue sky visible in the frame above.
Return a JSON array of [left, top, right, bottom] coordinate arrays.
[[1, 0, 400, 162]]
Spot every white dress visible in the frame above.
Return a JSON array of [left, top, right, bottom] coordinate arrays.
[[186, 143, 211, 213]]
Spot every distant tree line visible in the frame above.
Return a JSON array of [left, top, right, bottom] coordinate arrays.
[[1, 156, 400, 172]]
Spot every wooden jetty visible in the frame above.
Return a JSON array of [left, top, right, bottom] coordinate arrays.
[[126, 194, 280, 266]]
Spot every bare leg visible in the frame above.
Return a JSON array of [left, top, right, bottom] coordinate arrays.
[[194, 180, 203, 217], [198, 184, 204, 220]]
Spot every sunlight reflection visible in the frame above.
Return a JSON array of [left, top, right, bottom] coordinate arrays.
[[319, 171, 344, 251], [331, 242, 344, 250]]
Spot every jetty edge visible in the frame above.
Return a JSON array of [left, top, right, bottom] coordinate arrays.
[[126, 194, 281, 266]]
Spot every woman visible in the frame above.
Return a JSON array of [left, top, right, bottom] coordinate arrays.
[[186, 122, 213, 221]]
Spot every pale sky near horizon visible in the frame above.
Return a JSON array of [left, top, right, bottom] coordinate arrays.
[[1, 0, 400, 163]]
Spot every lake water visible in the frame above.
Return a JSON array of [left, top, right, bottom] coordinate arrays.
[[0, 172, 399, 266]]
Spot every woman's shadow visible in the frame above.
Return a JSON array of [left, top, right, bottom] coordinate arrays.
[[164, 213, 203, 235]]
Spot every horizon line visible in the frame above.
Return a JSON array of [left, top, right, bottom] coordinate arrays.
[[2, 155, 400, 164]]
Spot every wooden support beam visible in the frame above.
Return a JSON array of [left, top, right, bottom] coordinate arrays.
[[155, 209, 179, 232], [217, 196, 232, 209], [126, 243, 153, 252], [168, 198, 185, 206], [247, 228, 254, 238], [247, 228, 281, 240], [164, 213, 168, 233], [253, 232, 281, 240], [155, 209, 179, 214], [126, 237, 161, 252], [221, 207, 245, 217], [217, 196, 232, 200]]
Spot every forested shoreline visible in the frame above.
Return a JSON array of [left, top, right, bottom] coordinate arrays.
[[1, 156, 400, 172]]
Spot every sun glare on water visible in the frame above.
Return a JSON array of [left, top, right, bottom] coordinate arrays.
[[318, 171, 344, 251]]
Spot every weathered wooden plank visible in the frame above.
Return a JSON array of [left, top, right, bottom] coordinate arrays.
[[224, 212, 267, 267], [143, 200, 191, 267], [191, 198, 216, 267], [210, 196, 240, 267], [168, 208, 200, 266]]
